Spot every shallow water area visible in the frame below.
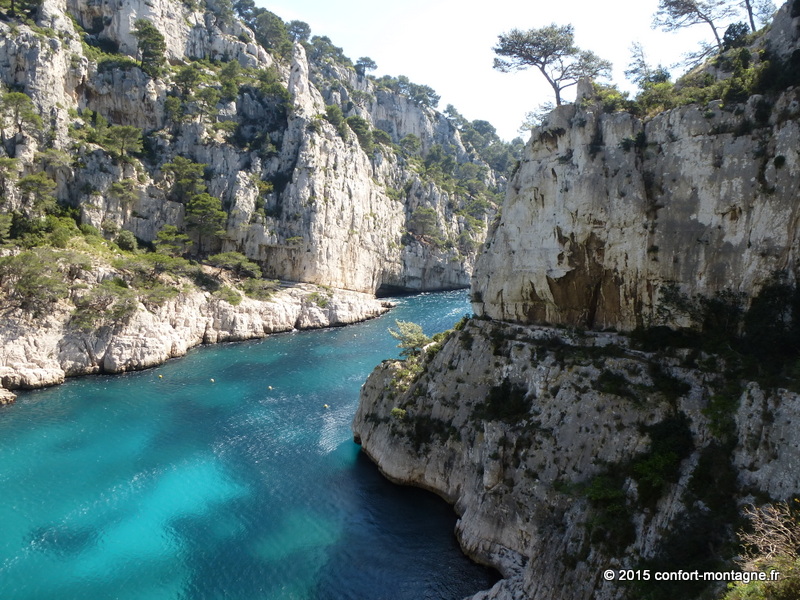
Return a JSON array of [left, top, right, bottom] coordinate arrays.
[[0, 290, 497, 599]]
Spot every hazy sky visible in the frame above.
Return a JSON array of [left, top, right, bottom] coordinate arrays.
[[258, 0, 755, 140]]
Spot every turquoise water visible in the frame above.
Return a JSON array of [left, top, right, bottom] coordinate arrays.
[[0, 291, 497, 600]]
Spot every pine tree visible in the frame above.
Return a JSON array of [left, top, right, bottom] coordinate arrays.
[[185, 192, 226, 252], [388, 320, 431, 358], [103, 125, 143, 160], [132, 19, 167, 78]]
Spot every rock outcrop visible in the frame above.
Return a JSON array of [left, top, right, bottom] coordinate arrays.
[[472, 2, 800, 330], [0, 0, 503, 297], [353, 320, 800, 600], [0, 280, 388, 391]]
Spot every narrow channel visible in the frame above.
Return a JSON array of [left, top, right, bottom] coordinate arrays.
[[0, 290, 498, 600]]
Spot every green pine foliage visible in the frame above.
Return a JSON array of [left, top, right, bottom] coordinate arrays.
[[103, 125, 143, 160], [185, 192, 227, 251], [345, 115, 374, 153], [388, 320, 432, 358], [70, 278, 138, 330], [132, 19, 167, 78], [324, 104, 348, 140], [206, 251, 262, 279], [162, 156, 207, 203], [0, 248, 81, 315]]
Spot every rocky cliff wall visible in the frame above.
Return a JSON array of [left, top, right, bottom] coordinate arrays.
[[353, 320, 800, 600], [0, 0, 498, 296], [472, 3, 800, 331], [354, 4, 800, 600]]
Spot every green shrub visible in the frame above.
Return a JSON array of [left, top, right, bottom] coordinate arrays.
[[723, 502, 800, 600], [372, 128, 392, 146], [631, 413, 693, 506], [324, 105, 348, 140], [584, 474, 636, 554], [307, 290, 331, 308], [212, 285, 242, 305], [132, 280, 178, 310], [345, 115, 374, 153], [71, 278, 138, 330], [648, 363, 690, 403], [405, 415, 459, 452], [240, 278, 279, 301], [206, 251, 261, 279], [390, 407, 407, 420], [115, 229, 138, 251], [593, 369, 637, 401], [0, 249, 81, 315]]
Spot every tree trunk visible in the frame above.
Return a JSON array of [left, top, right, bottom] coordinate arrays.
[[744, 0, 757, 31]]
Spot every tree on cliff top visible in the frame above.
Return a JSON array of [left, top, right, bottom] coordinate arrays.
[[493, 24, 612, 106], [652, 0, 738, 50]]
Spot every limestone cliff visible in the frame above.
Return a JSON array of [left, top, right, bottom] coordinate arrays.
[[473, 2, 800, 330], [0, 275, 388, 392], [0, 0, 506, 296], [354, 3, 800, 599], [0, 0, 515, 393], [353, 320, 800, 600]]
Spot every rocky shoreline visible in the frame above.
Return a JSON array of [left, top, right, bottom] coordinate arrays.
[[0, 282, 391, 401]]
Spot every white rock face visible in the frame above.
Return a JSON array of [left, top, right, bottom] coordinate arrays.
[[353, 7, 800, 600], [353, 320, 800, 600], [0, 0, 492, 297], [0, 282, 388, 390], [472, 4, 800, 330], [473, 88, 800, 329], [224, 44, 482, 294]]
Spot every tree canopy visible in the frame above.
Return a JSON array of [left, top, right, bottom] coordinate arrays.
[[493, 24, 612, 106], [374, 75, 440, 108], [253, 10, 293, 58], [132, 19, 167, 78], [103, 125, 143, 160], [388, 320, 431, 358], [185, 192, 227, 252], [355, 56, 377, 77], [287, 20, 311, 42], [653, 0, 738, 50], [625, 42, 671, 89]]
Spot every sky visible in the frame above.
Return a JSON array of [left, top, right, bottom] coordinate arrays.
[[258, 0, 765, 141]]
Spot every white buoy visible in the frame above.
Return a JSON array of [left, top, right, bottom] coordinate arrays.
[[210, 378, 215, 383], [323, 404, 329, 409]]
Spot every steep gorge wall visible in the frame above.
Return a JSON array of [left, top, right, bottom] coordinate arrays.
[[0, 0, 495, 296], [353, 320, 800, 600], [473, 5, 800, 329], [353, 4, 800, 600]]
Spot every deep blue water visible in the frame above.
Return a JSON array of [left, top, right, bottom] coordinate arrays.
[[0, 291, 497, 600]]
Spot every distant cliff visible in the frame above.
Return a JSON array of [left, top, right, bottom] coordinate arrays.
[[0, 0, 511, 295], [354, 3, 800, 599], [0, 0, 517, 394]]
